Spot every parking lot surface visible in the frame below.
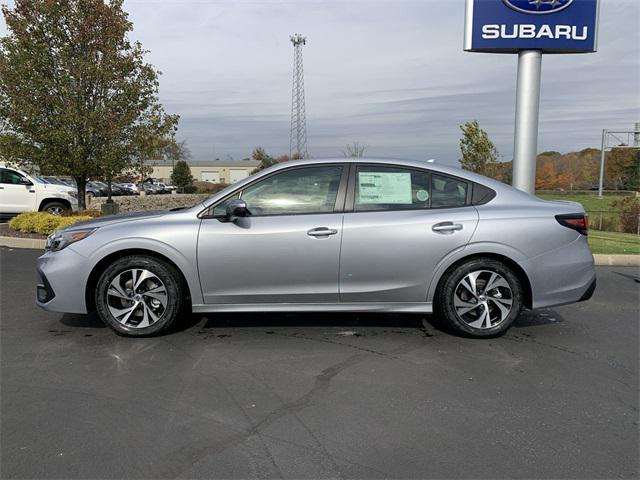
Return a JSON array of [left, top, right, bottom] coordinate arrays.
[[1, 247, 638, 479]]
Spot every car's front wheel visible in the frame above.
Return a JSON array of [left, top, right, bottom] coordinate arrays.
[[437, 258, 524, 337], [95, 256, 183, 336], [42, 201, 69, 215]]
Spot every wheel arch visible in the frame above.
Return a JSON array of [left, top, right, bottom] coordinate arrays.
[[85, 248, 192, 313], [431, 252, 533, 310], [39, 198, 71, 212]]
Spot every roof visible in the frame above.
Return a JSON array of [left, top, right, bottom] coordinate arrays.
[[150, 160, 260, 168]]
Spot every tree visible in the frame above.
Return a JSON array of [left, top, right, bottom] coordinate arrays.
[[0, 0, 178, 210], [459, 121, 499, 178], [170, 160, 193, 190], [535, 161, 558, 190], [342, 142, 367, 158], [164, 140, 191, 169], [606, 148, 639, 191], [250, 147, 277, 173]]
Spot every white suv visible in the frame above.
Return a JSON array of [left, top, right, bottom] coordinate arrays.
[[0, 166, 78, 215]]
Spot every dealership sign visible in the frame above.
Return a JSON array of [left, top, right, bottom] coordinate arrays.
[[464, 0, 600, 53]]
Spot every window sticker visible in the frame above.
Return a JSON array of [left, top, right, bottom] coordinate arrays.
[[358, 172, 412, 204], [416, 189, 429, 202]]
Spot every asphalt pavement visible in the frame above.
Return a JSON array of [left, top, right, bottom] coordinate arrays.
[[1, 247, 638, 479]]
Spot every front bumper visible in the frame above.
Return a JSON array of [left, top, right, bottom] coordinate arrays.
[[36, 247, 89, 314]]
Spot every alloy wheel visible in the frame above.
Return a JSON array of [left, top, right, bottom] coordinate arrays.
[[453, 270, 513, 329], [46, 206, 64, 215], [106, 268, 168, 329]]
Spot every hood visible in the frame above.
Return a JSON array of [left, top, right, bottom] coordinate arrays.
[[41, 183, 76, 194], [65, 210, 169, 230]]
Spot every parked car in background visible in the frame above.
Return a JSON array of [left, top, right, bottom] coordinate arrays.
[[89, 181, 124, 197], [115, 183, 140, 195], [0, 166, 78, 215], [141, 183, 162, 195], [155, 183, 174, 194], [35, 158, 595, 338], [86, 181, 107, 199]]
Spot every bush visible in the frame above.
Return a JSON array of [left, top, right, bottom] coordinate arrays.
[[8, 212, 40, 232], [63, 209, 101, 218], [9, 212, 93, 235], [182, 185, 197, 194], [193, 181, 229, 194], [613, 197, 640, 234]]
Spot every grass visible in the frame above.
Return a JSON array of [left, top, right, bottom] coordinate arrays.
[[588, 231, 640, 255], [538, 194, 639, 254]]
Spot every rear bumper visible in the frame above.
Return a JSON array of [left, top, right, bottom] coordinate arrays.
[[579, 277, 597, 302], [522, 236, 596, 309]]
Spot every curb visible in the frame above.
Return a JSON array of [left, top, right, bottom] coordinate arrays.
[[592, 254, 640, 267], [0, 236, 46, 250], [0, 235, 639, 267]]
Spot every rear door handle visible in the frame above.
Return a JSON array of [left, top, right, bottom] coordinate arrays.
[[432, 222, 463, 233], [307, 227, 338, 237]]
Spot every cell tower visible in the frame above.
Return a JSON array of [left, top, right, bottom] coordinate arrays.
[[289, 34, 308, 159]]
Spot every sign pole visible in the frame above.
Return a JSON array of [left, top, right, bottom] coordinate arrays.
[[512, 50, 542, 195]]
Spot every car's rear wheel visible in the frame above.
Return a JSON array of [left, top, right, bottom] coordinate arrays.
[[95, 256, 183, 336], [437, 258, 523, 337]]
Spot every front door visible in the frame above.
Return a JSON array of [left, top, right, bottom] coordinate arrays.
[[339, 165, 479, 302], [197, 164, 347, 304]]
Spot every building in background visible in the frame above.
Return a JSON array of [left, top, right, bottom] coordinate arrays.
[[150, 160, 260, 184]]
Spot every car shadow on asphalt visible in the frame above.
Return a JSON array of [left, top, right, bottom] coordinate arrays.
[[192, 308, 565, 337], [58, 308, 564, 337]]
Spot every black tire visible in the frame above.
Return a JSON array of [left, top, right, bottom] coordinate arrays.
[[436, 258, 524, 338], [42, 201, 69, 215], [95, 255, 183, 336]]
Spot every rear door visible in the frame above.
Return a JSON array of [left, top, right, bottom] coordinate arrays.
[[339, 165, 479, 302]]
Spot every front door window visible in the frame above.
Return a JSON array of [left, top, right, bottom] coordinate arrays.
[[240, 165, 344, 216]]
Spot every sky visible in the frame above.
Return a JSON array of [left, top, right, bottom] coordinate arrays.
[[2, 0, 639, 165]]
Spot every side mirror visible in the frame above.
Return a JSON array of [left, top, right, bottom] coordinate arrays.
[[19, 177, 33, 186], [225, 199, 249, 223]]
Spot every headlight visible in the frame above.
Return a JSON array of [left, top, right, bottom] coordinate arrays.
[[46, 228, 96, 252]]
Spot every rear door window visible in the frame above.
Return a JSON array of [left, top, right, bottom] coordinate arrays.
[[354, 166, 430, 211], [430, 174, 468, 208]]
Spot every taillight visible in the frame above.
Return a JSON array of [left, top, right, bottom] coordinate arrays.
[[555, 214, 589, 236]]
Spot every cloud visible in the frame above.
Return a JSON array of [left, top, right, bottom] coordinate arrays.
[[2, 0, 639, 164]]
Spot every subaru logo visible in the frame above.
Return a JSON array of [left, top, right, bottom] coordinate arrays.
[[503, 0, 574, 14]]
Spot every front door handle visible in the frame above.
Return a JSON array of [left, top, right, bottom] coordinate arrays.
[[307, 227, 338, 237], [432, 222, 463, 233]]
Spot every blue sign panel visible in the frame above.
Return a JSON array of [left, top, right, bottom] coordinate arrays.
[[464, 0, 599, 53]]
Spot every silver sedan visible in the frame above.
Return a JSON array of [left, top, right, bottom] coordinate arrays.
[[36, 158, 596, 337]]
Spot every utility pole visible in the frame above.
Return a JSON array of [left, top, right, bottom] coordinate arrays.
[[289, 34, 308, 159], [597, 123, 640, 198]]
